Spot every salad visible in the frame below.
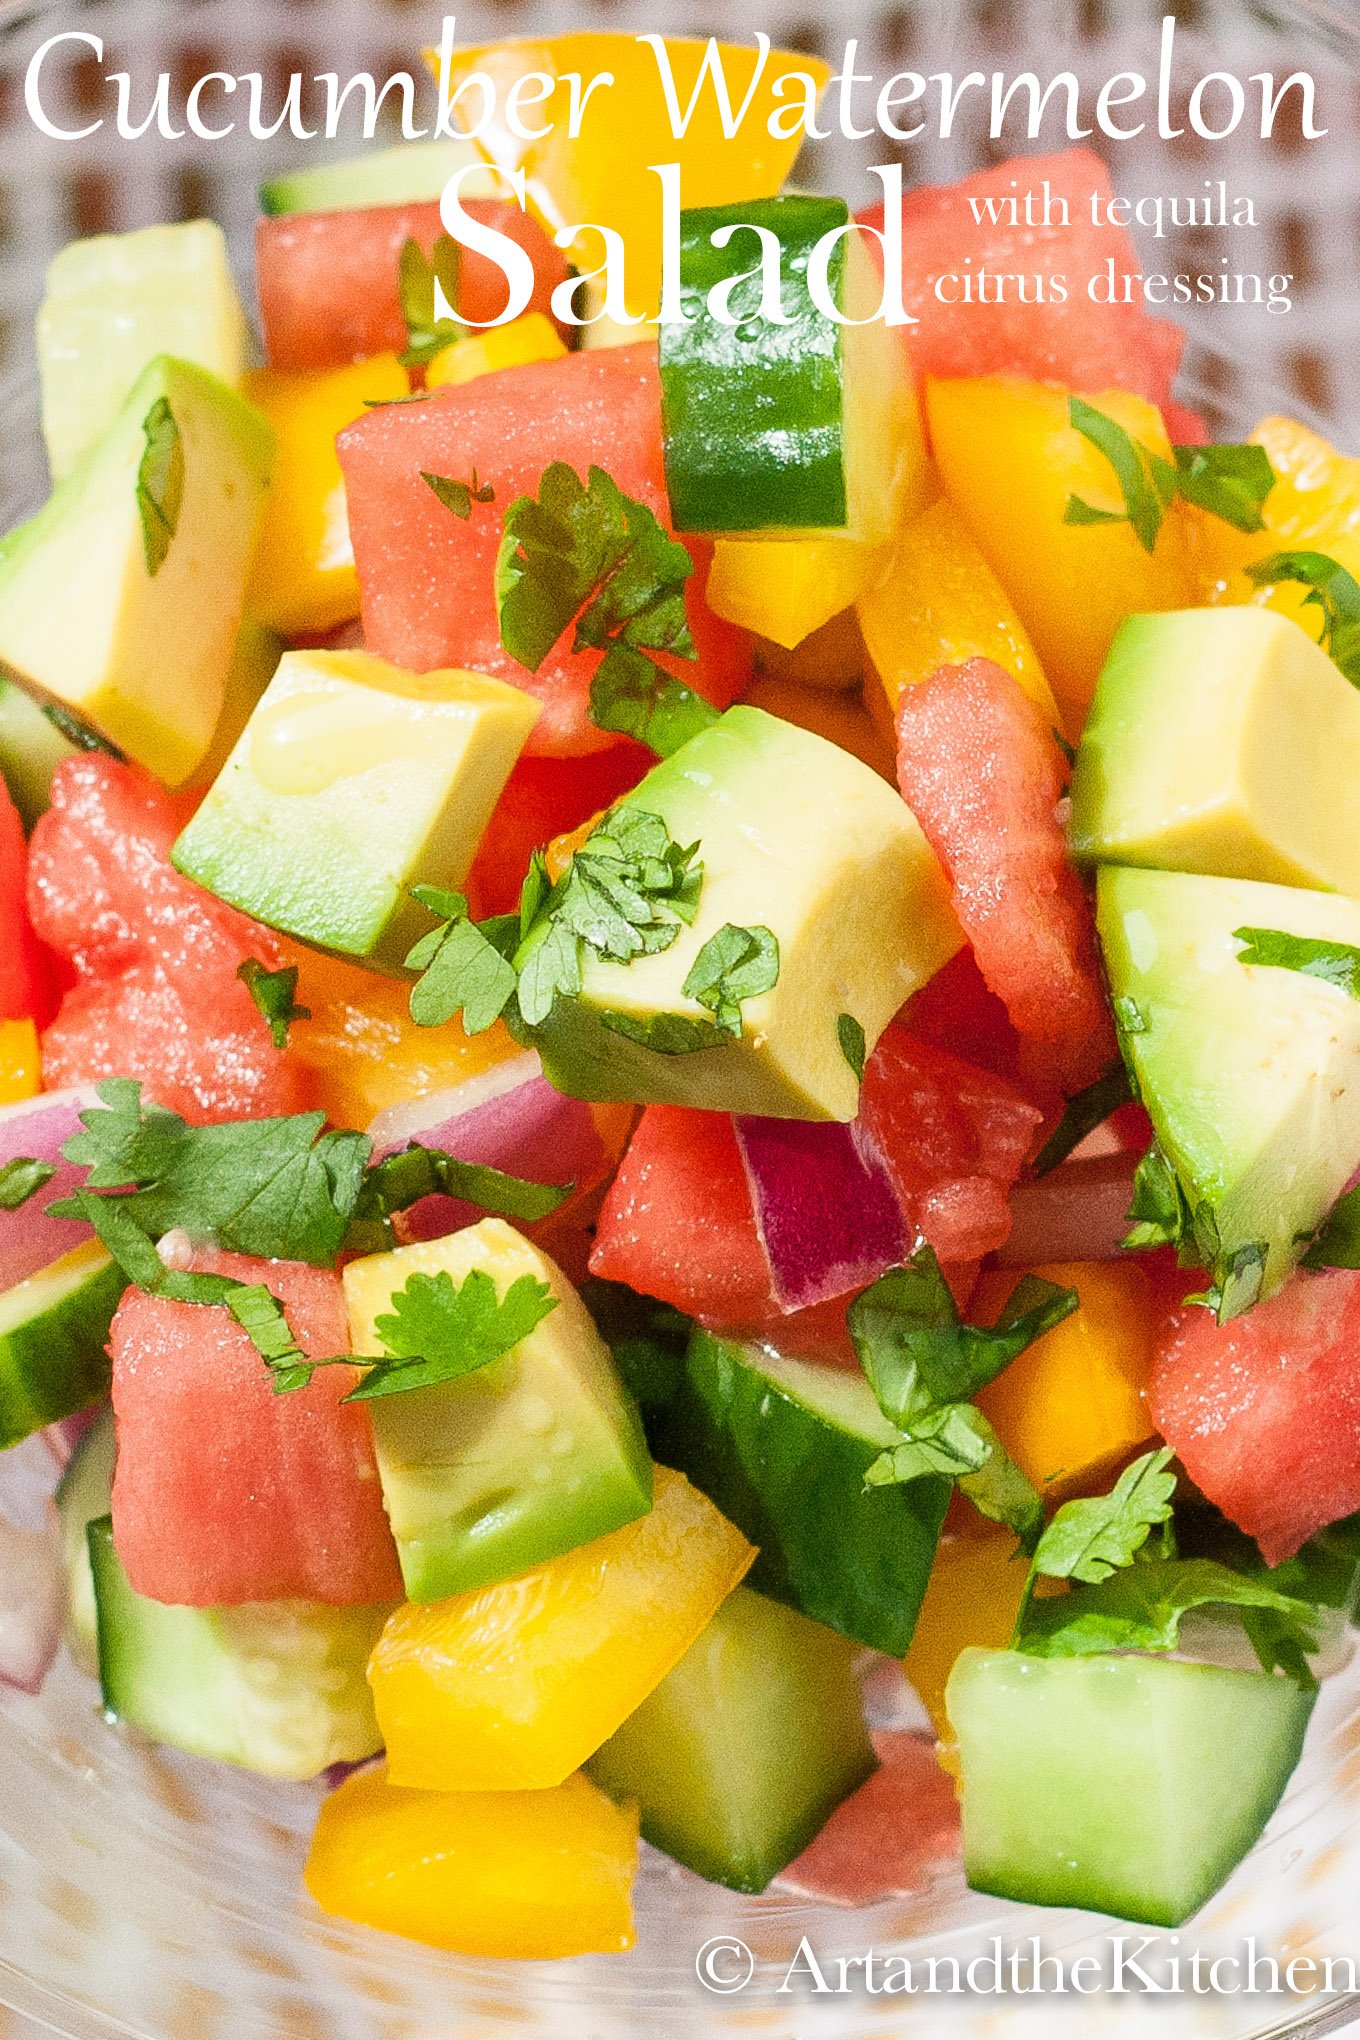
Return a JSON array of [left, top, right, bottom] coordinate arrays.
[[1, 25, 1360, 1967]]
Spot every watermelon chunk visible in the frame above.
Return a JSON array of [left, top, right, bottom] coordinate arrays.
[[110, 1244, 402, 1605], [895, 658, 1115, 1095], [1151, 1268, 1360, 1566], [0, 777, 57, 1025], [256, 200, 569, 372], [337, 345, 753, 756], [857, 148, 1185, 410], [465, 746, 649, 918], [27, 755, 309, 1123]]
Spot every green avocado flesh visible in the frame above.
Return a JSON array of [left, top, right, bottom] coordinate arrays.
[[1098, 864, 1360, 1300], [529, 706, 959, 1122], [1070, 607, 1360, 894], [0, 677, 81, 827], [0, 1243, 121, 1449], [947, 1648, 1314, 1926], [588, 1585, 875, 1892], [655, 1327, 948, 1656], [88, 1518, 391, 1780]]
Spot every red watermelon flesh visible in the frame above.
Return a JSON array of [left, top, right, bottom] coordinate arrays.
[[896, 658, 1116, 1096], [858, 147, 1185, 411], [256, 200, 570, 372], [0, 778, 57, 1025], [27, 755, 309, 1124], [110, 1244, 402, 1606], [336, 344, 753, 757], [465, 745, 649, 918], [1150, 1268, 1360, 1565]]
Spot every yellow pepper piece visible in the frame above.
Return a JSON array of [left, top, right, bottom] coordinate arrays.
[[708, 537, 887, 652], [1188, 414, 1360, 639], [245, 353, 407, 638], [430, 34, 829, 322], [904, 1532, 1031, 1739], [0, 1018, 40, 1103], [858, 495, 1060, 735], [926, 377, 1193, 734], [370, 1464, 755, 1791], [305, 1764, 638, 1958], [971, 1260, 1158, 1497], [426, 311, 565, 391]]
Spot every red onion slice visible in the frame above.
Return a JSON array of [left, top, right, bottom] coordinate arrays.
[[0, 1085, 99, 1290], [734, 1115, 909, 1314]]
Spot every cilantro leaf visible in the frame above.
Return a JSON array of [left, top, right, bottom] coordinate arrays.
[[421, 469, 494, 521], [599, 1009, 726, 1055], [237, 960, 310, 1050], [1234, 925, 1360, 998], [837, 1014, 867, 1084], [1028, 1447, 1178, 1586], [1113, 993, 1148, 1036], [588, 647, 718, 758], [1122, 1140, 1196, 1254], [224, 1283, 316, 1395], [405, 890, 519, 1033], [346, 1267, 557, 1402], [864, 1402, 1043, 1549], [1014, 1556, 1321, 1670], [1303, 1184, 1360, 1270], [397, 233, 463, 368], [136, 395, 184, 577], [345, 1141, 572, 1255], [1171, 442, 1276, 532], [1032, 1062, 1134, 1176], [1064, 399, 1276, 557], [0, 1157, 56, 1210], [682, 923, 779, 1039], [1245, 550, 1360, 685]]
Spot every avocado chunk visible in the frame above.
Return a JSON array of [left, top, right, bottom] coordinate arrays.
[[0, 355, 272, 784], [0, 1241, 122, 1449], [529, 706, 959, 1122], [0, 676, 81, 827], [1098, 864, 1360, 1300], [172, 648, 538, 972], [947, 1647, 1314, 1926], [38, 222, 248, 483], [587, 1585, 875, 1892], [1070, 607, 1360, 893], [342, 1219, 653, 1602]]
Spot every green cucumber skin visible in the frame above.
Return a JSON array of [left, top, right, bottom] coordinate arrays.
[[658, 1329, 947, 1656], [660, 196, 850, 535], [54, 1405, 115, 1673], [0, 1257, 122, 1448], [259, 139, 481, 216]]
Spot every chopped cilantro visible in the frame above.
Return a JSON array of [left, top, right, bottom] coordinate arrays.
[[1122, 1140, 1196, 1255], [0, 1157, 56, 1211], [1031, 1061, 1134, 1176], [1015, 1557, 1321, 1671], [405, 889, 519, 1032], [342, 1266, 556, 1402], [598, 1009, 727, 1055], [136, 396, 184, 577], [588, 658, 718, 758], [1171, 442, 1277, 532], [237, 960, 310, 1050], [1245, 550, 1360, 685], [420, 469, 495, 520], [1234, 925, 1360, 997], [681, 923, 779, 1039], [863, 1400, 1043, 1549], [837, 1013, 867, 1083], [397, 233, 463, 368], [345, 1141, 572, 1255], [1064, 398, 1276, 556], [41, 701, 121, 756], [1303, 1184, 1360, 1270], [1113, 993, 1148, 1035], [1028, 1447, 1177, 1586], [225, 1284, 315, 1394]]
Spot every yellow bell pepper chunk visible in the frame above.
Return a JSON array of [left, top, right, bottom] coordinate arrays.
[[0, 1019, 40, 1104], [1187, 414, 1360, 639], [430, 34, 829, 322], [971, 1260, 1158, 1497], [858, 494, 1060, 734], [708, 537, 887, 652], [305, 1764, 638, 1958], [926, 377, 1193, 733], [904, 1532, 1031, 1738], [425, 311, 566, 390], [245, 353, 407, 638], [370, 1464, 755, 1792]]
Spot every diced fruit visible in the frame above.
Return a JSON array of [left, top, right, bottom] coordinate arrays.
[[859, 149, 1184, 407], [259, 137, 499, 215], [0, 357, 272, 784], [904, 946, 1027, 1093], [171, 649, 538, 972], [896, 658, 1114, 1094], [1070, 608, 1360, 893], [708, 536, 884, 650], [529, 707, 960, 1121], [946, 1647, 1314, 1926], [341, 1219, 652, 1601], [184, 617, 283, 795], [89, 1518, 389, 1779], [858, 496, 1059, 732], [971, 1261, 1158, 1495], [109, 1245, 402, 1606], [464, 746, 648, 919], [255, 199, 568, 372], [369, 1464, 753, 1791], [740, 676, 896, 782], [425, 312, 566, 390], [587, 1585, 874, 1892], [0, 1242, 121, 1448], [37, 223, 247, 482], [434, 33, 828, 323], [0, 1020, 39, 1104], [0, 675, 80, 828], [28, 754, 310, 1123], [336, 344, 751, 756], [926, 377, 1193, 729], [656, 1329, 948, 1655], [903, 1533, 1031, 1736], [780, 1727, 962, 1904], [305, 1765, 638, 1958], [661, 198, 927, 545], [0, 778, 56, 1025], [1098, 864, 1360, 1303], [1189, 415, 1360, 634], [55, 1403, 115, 1674], [1151, 1269, 1360, 1566], [244, 354, 408, 636]]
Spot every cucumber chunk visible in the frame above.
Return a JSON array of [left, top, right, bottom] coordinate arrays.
[[260, 138, 497, 215], [54, 1405, 115, 1674], [946, 1648, 1315, 1926], [88, 1519, 392, 1780], [588, 1584, 874, 1891], [0, 1241, 121, 1448], [657, 1329, 947, 1656]]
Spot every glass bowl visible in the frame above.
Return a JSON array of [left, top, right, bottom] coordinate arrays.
[[2, 1, 1359, 2033]]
